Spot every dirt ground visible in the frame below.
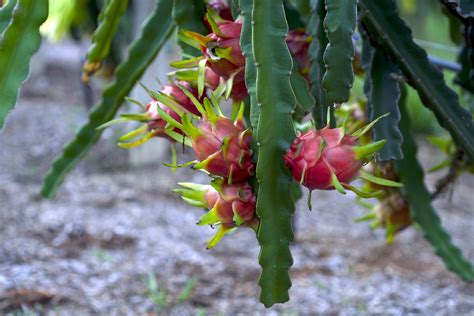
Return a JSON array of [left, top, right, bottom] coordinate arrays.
[[0, 41, 473, 315]]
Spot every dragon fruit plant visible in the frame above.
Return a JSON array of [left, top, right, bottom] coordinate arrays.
[[2, 0, 473, 308]]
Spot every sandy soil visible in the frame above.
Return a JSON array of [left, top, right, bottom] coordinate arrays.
[[0, 41, 473, 315]]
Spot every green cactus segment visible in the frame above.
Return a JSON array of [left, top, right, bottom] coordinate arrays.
[[83, 0, 129, 80], [172, 0, 207, 57], [321, 0, 356, 104], [308, 0, 329, 128], [467, 22, 474, 82], [229, 0, 240, 19], [363, 46, 403, 161], [41, 0, 175, 198], [0, 0, 17, 34], [455, 44, 474, 93], [253, 0, 296, 306], [0, 0, 48, 131], [359, 0, 474, 160], [395, 84, 474, 281], [291, 62, 315, 120], [239, 0, 258, 132]]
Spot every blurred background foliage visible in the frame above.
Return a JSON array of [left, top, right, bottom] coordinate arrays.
[[36, 0, 471, 136]]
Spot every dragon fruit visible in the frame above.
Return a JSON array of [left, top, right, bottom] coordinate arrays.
[[161, 94, 254, 183], [174, 179, 257, 248], [284, 114, 401, 196], [174, 9, 247, 101], [284, 126, 385, 192], [102, 82, 202, 148]]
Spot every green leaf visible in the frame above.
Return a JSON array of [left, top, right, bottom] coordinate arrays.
[[395, 83, 474, 281], [0, 0, 16, 34], [172, 0, 207, 57], [321, 0, 356, 104], [239, 0, 258, 134], [83, 0, 129, 81], [41, 0, 175, 198], [253, 0, 296, 307], [359, 0, 474, 160], [363, 43, 403, 160], [0, 0, 48, 131], [308, 0, 329, 128]]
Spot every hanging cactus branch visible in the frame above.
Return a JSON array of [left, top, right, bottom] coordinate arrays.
[[82, 0, 129, 82], [359, 0, 474, 160], [0, 0, 48, 131], [252, 0, 297, 306]]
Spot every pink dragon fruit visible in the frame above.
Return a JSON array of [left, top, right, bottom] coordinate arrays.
[[159, 92, 254, 183], [356, 191, 412, 244], [180, 102, 254, 183], [174, 179, 257, 248], [103, 82, 202, 148], [145, 82, 201, 136], [174, 9, 247, 101], [284, 123, 387, 193]]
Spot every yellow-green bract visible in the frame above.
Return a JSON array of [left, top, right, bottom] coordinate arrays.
[[172, 0, 207, 57]]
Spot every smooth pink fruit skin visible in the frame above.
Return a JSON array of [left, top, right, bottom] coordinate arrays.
[[205, 67, 221, 90], [204, 186, 219, 209], [284, 127, 362, 190]]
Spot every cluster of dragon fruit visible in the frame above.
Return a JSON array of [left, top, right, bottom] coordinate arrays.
[[105, 1, 409, 247]]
